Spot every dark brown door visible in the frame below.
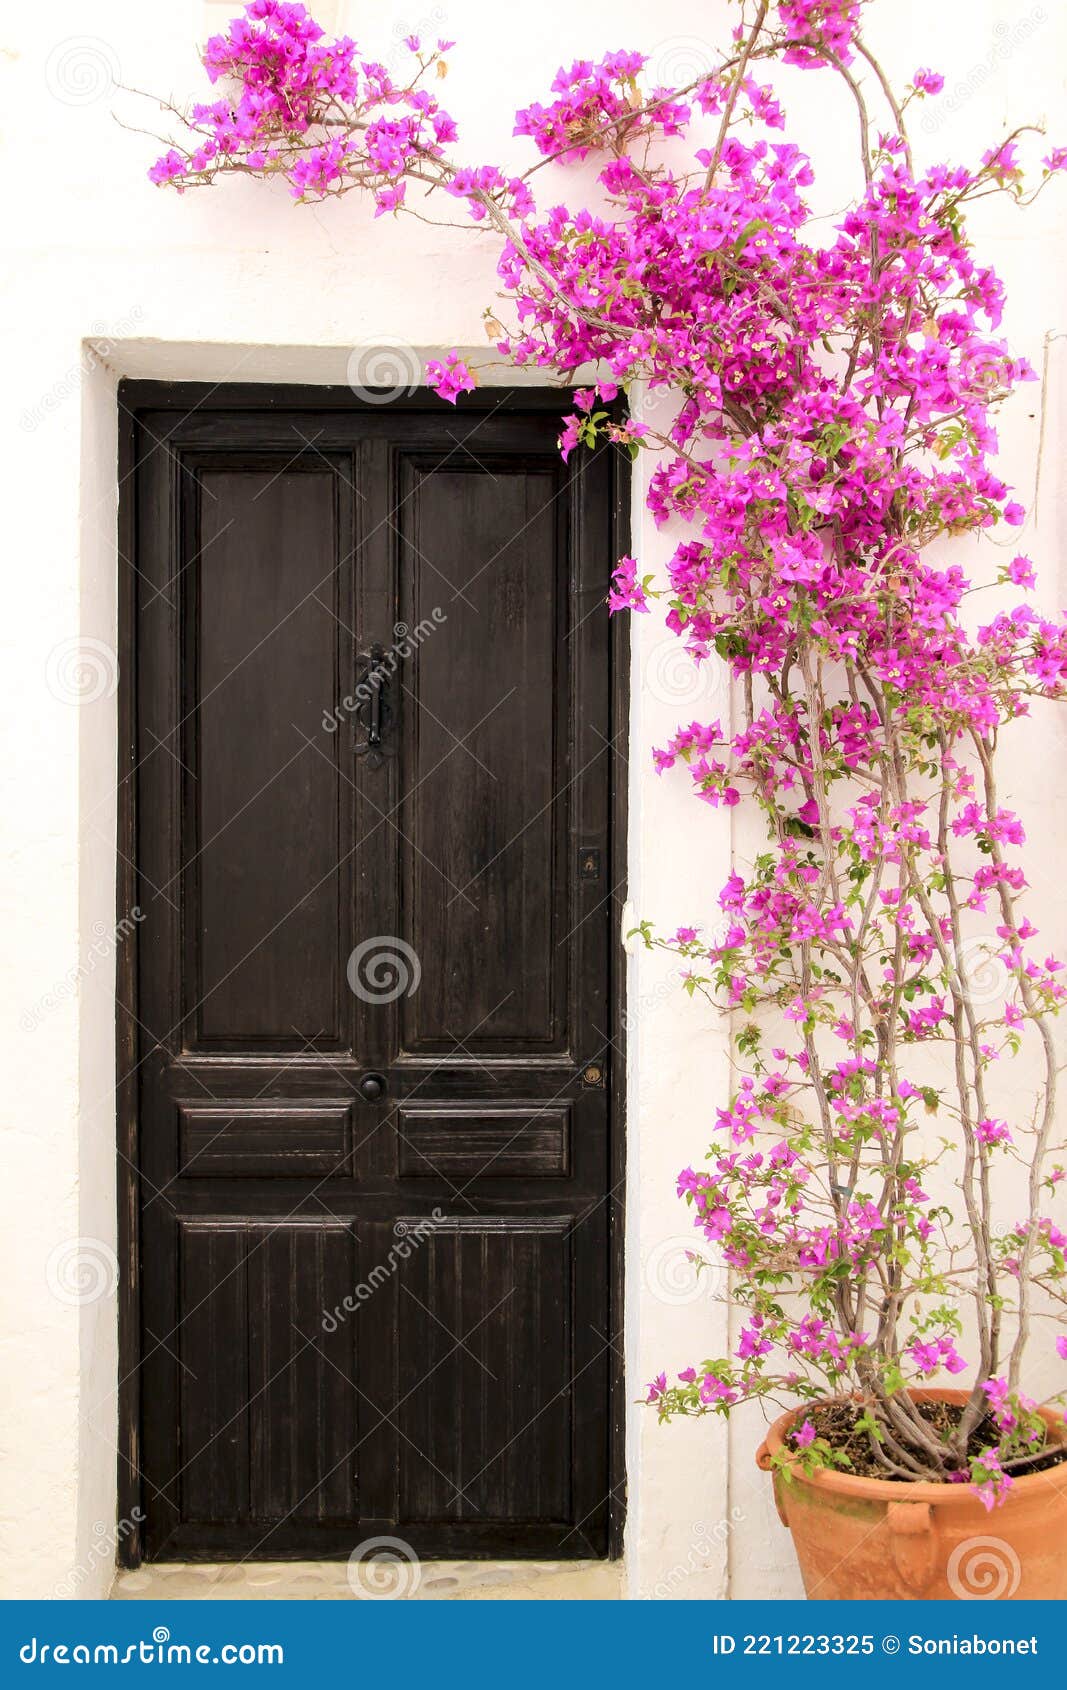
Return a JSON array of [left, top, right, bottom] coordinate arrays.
[[120, 387, 624, 1562]]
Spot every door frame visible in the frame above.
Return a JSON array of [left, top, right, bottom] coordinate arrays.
[[114, 380, 629, 1567]]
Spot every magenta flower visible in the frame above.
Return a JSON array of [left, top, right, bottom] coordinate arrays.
[[737, 1320, 774, 1362], [972, 1450, 1014, 1511], [645, 1372, 667, 1403], [1007, 555, 1036, 588], [976, 1117, 1012, 1147], [910, 1336, 967, 1377], [699, 1373, 737, 1407], [425, 353, 476, 405], [608, 555, 649, 614]]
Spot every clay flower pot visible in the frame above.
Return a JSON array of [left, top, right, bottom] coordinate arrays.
[[755, 1389, 1067, 1599]]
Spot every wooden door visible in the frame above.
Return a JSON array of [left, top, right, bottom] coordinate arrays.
[[118, 386, 624, 1562]]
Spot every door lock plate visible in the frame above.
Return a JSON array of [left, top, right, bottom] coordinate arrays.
[[578, 846, 602, 881]]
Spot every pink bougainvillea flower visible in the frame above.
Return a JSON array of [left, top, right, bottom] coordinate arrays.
[[425, 353, 476, 404], [971, 1449, 1015, 1511], [1007, 555, 1036, 588], [645, 1372, 668, 1403], [976, 1117, 1012, 1146], [910, 1336, 967, 1376], [608, 555, 649, 613]]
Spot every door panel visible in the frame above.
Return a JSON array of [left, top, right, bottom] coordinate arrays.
[[188, 463, 353, 1053], [124, 391, 622, 1562], [175, 1101, 353, 1179], [397, 457, 568, 1054], [396, 1218, 572, 1525], [395, 1102, 570, 1179], [177, 1218, 359, 1525]]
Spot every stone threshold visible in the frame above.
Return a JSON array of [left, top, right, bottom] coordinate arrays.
[[111, 1559, 624, 1601]]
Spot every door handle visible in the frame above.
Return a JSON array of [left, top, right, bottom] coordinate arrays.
[[366, 643, 384, 748], [354, 643, 392, 768], [359, 1072, 387, 1102]]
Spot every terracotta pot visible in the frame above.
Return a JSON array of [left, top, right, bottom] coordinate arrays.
[[755, 1389, 1067, 1599]]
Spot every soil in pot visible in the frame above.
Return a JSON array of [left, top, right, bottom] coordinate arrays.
[[757, 1390, 1067, 1600], [802, 1397, 1067, 1482]]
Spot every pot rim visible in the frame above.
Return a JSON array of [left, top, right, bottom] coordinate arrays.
[[756, 1387, 1067, 1504]]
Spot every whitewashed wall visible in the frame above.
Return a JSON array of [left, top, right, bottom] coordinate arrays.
[[0, 0, 1064, 1601]]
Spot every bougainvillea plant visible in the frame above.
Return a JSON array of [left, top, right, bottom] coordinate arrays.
[[146, 0, 1067, 1500]]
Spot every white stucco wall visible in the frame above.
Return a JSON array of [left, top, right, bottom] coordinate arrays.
[[1, 0, 1065, 1601]]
